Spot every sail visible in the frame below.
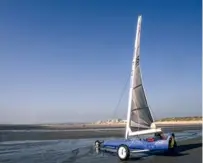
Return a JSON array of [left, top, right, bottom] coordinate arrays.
[[129, 15, 154, 130]]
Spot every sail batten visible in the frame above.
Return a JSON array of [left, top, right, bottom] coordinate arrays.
[[133, 84, 142, 90], [128, 15, 154, 132]]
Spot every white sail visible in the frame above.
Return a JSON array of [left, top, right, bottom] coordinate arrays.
[[125, 15, 155, 138]]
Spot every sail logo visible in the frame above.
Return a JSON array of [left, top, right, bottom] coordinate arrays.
[[136, 56, 139, 66]]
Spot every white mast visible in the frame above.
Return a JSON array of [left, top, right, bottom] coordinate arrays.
[[125, 15, 162, 139], [125, 15, 142, 139]]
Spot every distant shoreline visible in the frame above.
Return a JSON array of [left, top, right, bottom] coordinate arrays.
[[0, 120, 201, 131], [154, 121, 202, 125]]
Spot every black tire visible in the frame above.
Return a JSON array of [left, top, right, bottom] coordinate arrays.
[[95, 140, 100, 148], [174, 140, 177, 147], [168, 133, 177, 154], [117, 144, 130, 161]]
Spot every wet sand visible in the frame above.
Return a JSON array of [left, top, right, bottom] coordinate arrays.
[[0, 125, 201, 142], [0, 124, 124, 130], [0, 126, 201, 163]]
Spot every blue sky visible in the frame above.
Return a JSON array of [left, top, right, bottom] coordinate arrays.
[[0, 0, 201, 124]]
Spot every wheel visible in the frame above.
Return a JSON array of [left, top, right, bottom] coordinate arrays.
[[174, 140, 177, 147], [95, 140, 100, 148], [117, 144, 130, 161], [168, 133, 177, 154]]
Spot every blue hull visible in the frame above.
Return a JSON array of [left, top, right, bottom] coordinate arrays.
[[102, 139, 168, 151], [99, 134, 175, 152]]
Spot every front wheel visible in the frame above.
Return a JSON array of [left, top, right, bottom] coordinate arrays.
[[117, 144, 130, 161]]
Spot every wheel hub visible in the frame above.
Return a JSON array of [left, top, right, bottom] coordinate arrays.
[[118, 147, 127, 158]]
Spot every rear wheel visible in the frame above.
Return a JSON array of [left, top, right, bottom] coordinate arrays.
[[168, 133, 177, 154], [95, 140, 101, 148], [117, 144, 130, 161]]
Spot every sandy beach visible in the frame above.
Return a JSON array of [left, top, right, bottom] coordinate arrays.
[[0, 124, 201, 142], [0, 128, 201, 163], [0, 125, 201, 163], [0, 121, 201, 142], [154, 121, 202, 125], [0, 120, 202, 131]]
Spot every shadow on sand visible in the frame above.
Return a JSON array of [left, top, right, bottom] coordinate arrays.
[[159, 143, 201, 156], [128, 142, 202, 161]]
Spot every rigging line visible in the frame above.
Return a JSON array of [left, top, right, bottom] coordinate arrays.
[[149, 105, 157, 122], [111, 73, 131, 119]]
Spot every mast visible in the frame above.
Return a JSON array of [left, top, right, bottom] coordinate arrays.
[[125, 15, 142, 139]]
